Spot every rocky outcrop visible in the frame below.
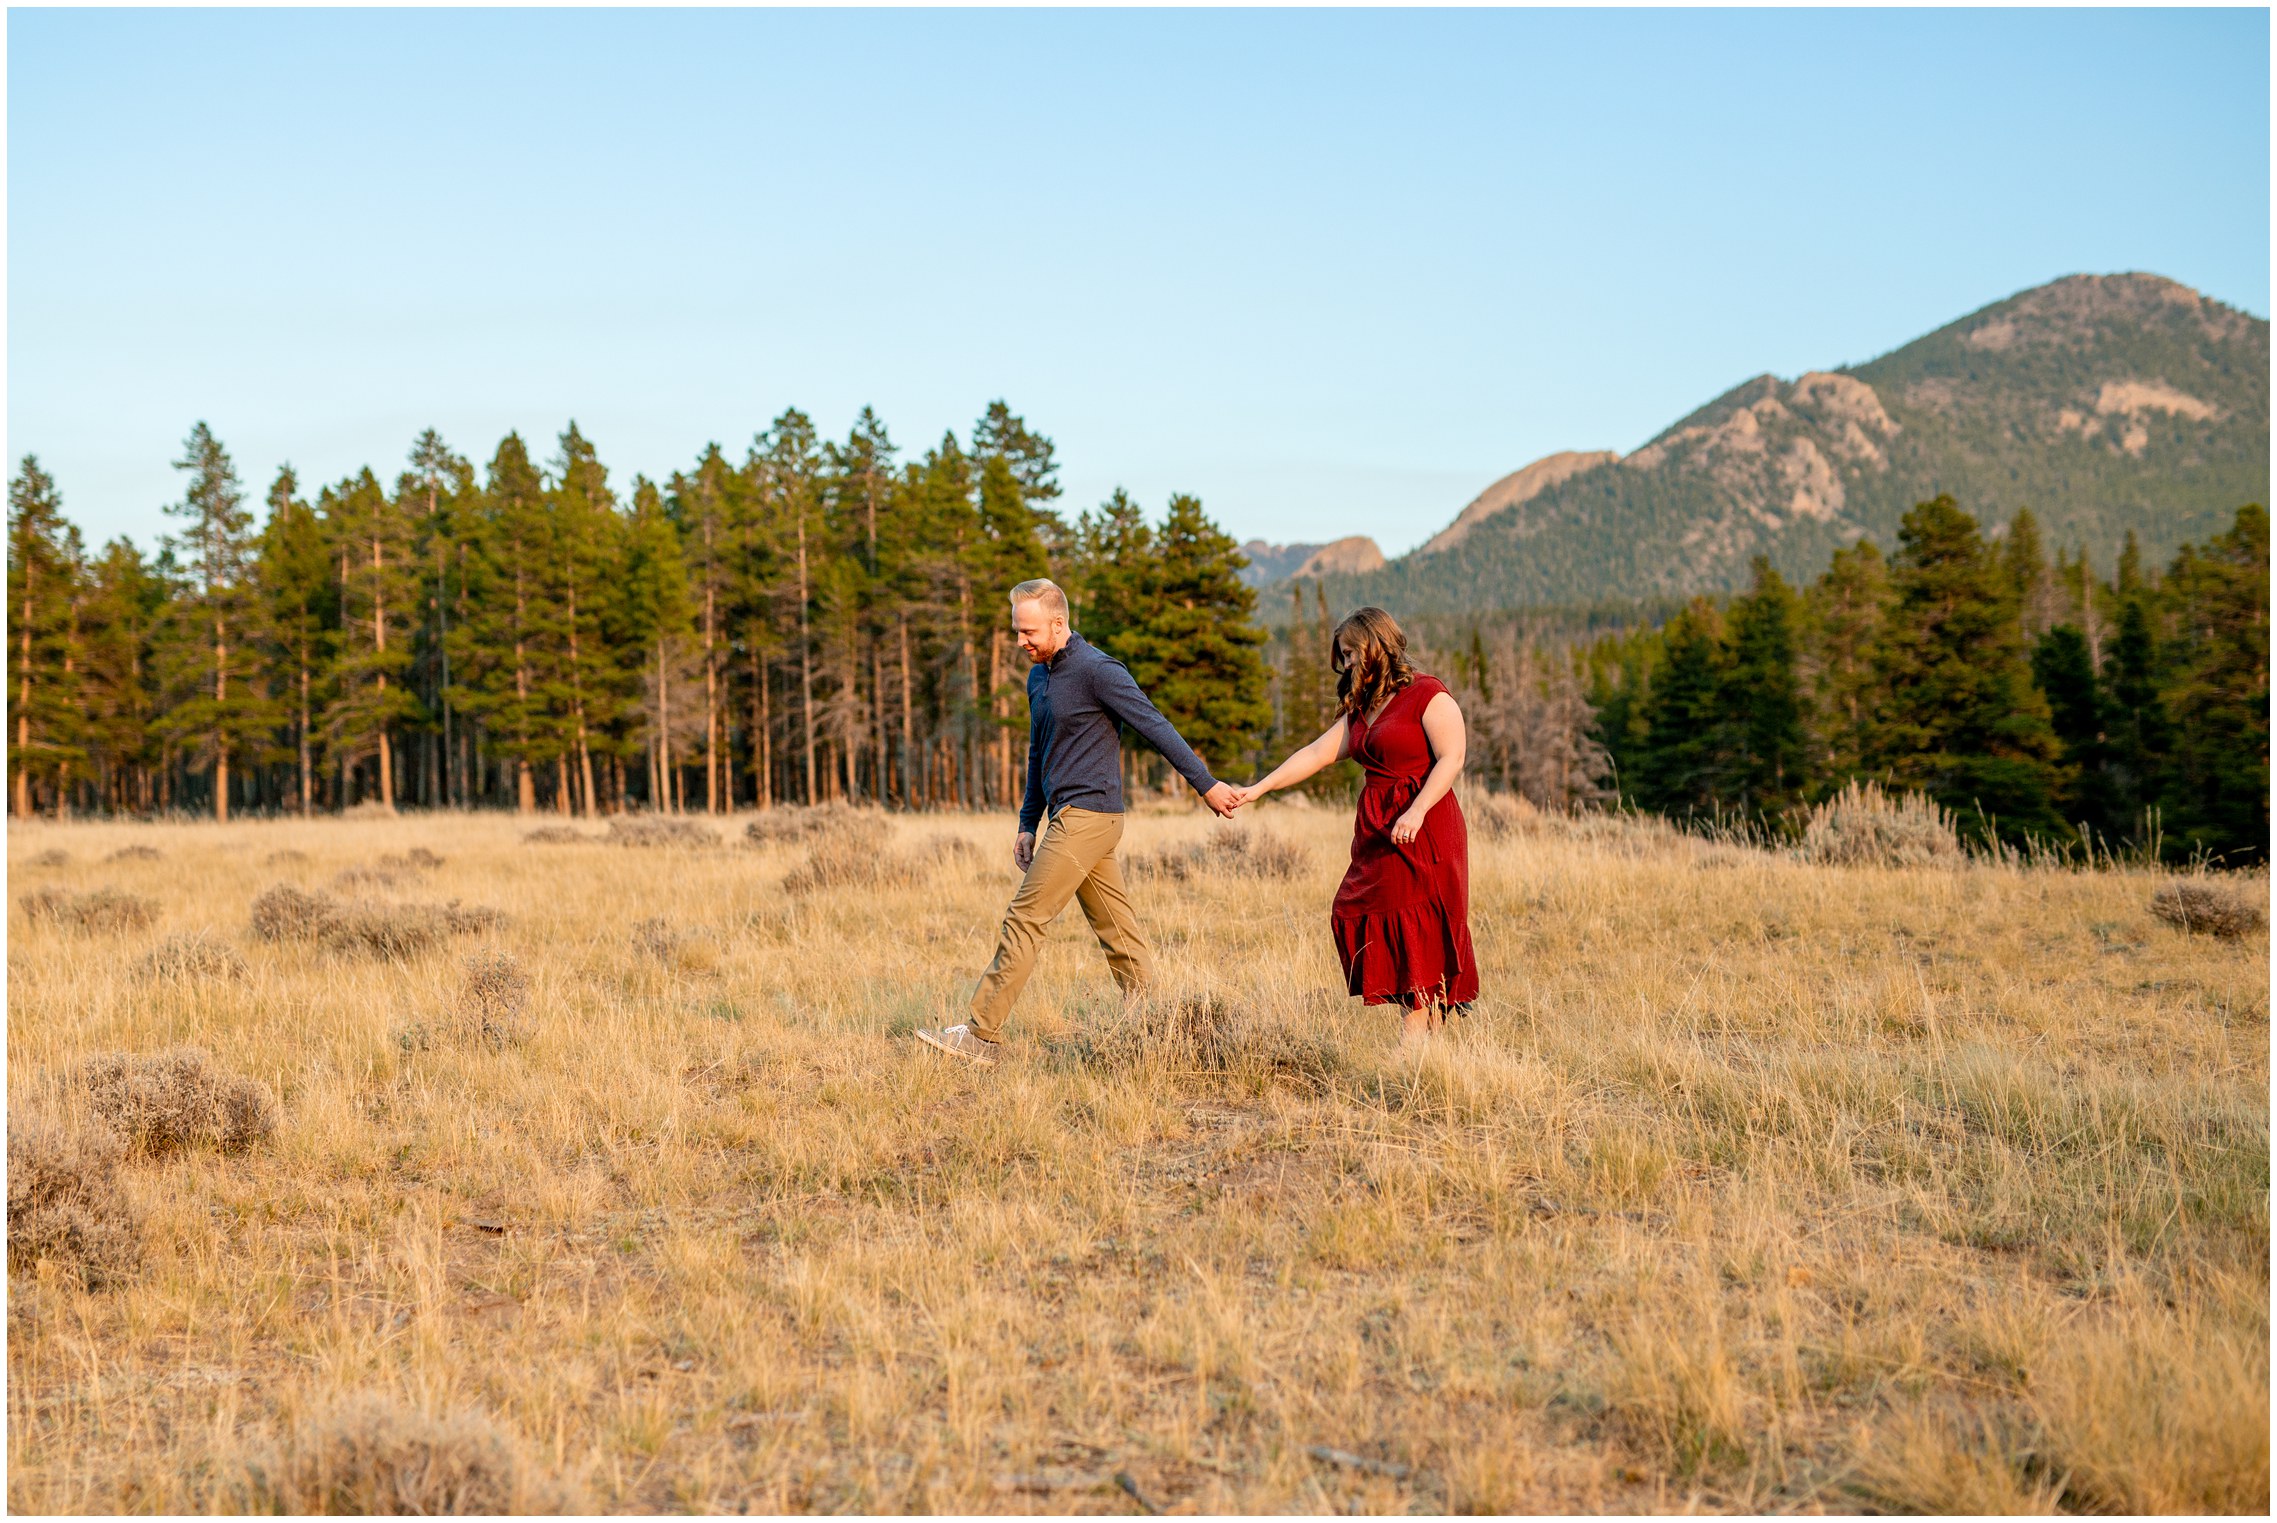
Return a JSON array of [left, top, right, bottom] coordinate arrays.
[[1293, 537, 1385, 578], [1418, 450, 1619, 556]]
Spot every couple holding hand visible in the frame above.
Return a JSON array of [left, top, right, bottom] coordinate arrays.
[[916, 580, 1477, 1067]]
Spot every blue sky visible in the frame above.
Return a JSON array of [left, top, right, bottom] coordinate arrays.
[[9, 7, 2269, 556]]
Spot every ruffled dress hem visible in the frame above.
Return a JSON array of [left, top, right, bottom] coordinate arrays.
[[1330, 901, 1480, 1008]]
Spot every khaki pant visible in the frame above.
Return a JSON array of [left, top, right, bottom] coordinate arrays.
[[968, 807, 1150, 1042]]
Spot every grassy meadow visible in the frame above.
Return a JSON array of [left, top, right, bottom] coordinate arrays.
[[5, 798, 2269, 1513]]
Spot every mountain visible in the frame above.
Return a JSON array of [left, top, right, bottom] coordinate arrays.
[[1416, 450, 1619, 556], [1236, 535, 1385, 589], [1318, 273, 2269, 617]]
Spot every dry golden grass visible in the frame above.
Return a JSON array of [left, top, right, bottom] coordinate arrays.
[[6, 799, 2267, 1513]]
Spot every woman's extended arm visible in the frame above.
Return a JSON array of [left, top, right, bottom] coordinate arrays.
[[1228, 718, 1350, 807], [1389, 692, 1466, 845]]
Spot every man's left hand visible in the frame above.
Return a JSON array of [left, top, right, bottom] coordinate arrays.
[[1203, 781, 1240, 819]]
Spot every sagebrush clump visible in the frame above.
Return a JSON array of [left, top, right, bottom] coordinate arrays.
[[1127, 827, 1310, 882], [2150, 880, 2266, 939], [74, 1047, 277, 1158], [522, 826, 591, 846], [1062, 992, 1343, 1092], [454, 950, 531, 1046], [1798, 781, 1964, 868], [6, 1109, 142, 1288], [20, 885, 158, 933], [607, 817, 720, 849], [134, 932, 250, 983], [251, 882, 501, 957], [238, 1394, 582, 1515], [767, 809, 909, 892], [251, 883, 338, 941], [743, 803, 889, 848]]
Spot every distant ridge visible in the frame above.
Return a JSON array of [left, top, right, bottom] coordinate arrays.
[[1237, 534, 1384, 589], [1313, 273, 2270, 617]]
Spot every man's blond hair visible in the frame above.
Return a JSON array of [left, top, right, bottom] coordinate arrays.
[[1008, 578, 1068, 620]]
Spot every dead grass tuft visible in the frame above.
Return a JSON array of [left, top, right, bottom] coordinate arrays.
[[334, 865, 407, 891], [104, 844, 163, 863], [630, 917, 719, 975], [323, 903, 445, 959], [522, 826, 592, 846], [1798, 780, 1964, 868], [20, 884, 158, 933], [742, 802, 888, 848], [606, 816, 721, 849], [252, 882, 500, 956], [251, 882, 339, 941], [453, 950, 530, 1046], [134, 932, 250, 983], [773, 810, 913, 892], [74, 1047, 277, 1158], [1850, 1403, 2061, 1513], [1127, 826, 1309, 882], [242, 1393, 582, 1514], [1065, 993, 1342, 1091], [2150, 879, 2266, 939], [1464, 791, 1538, 843], [924, 832, 984, 869], [436, 901, 508, 935], [6, 1109, 142, 1288]]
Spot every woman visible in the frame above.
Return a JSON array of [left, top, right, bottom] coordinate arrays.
[[1230, 606, 1478, 1046]]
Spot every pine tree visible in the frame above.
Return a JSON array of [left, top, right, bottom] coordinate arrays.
[[1721, 556, 1808, 820], [153, 422, 268, 820], [2001, 507, 2059, 637], [619, 476, 696, 811], [323, 467, 423, 811], [1865, 495, 2066, 841], [9, 456, 86, 815], [1110, 494, 1270, 783], [669, 445, 740, 812], [2103, 587, 2170, 836], [2157, 504, 2268, 862], [1070, 488, 1153, 651], [548, 424, 620, 816], [405, 429, 473, 809], [2030, 625, 2122, 843], [255, 467, 337, 815], [1583, 625, 1658, 806], [1800, 541, 1888, 788], [1633, 598, 1730, 815], [77, 538, 163, 813], [451, 433, 556, 813]]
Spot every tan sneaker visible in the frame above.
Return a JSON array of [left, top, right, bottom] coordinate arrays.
[[916, 1023, 1000, 1067]]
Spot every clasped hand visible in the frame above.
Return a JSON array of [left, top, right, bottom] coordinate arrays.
[[1016, 781, 1258, 867]]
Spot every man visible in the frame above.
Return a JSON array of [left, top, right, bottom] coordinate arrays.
[[916, 577, 1239, 1066]]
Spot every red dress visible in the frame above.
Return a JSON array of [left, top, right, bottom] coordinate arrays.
[[1330, 674, 1480, 1008]]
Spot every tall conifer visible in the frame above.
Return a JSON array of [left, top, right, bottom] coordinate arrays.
[[1865, 495, 2065, 841]]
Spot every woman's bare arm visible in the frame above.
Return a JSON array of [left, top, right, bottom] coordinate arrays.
[[1388, 692, 1466, 844], [1229, 718, 1349, 806]]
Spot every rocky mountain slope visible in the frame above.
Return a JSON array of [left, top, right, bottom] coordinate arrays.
[[1236, 535, 1385, 589], [1316, 273, 2268, 617]]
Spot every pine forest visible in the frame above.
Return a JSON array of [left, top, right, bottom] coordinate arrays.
[[8, 417, 2267, 865]]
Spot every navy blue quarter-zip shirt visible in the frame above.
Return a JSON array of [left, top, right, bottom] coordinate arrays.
[[1019, 632, 1219, 833]]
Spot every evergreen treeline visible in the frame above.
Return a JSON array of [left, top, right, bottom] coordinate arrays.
[[7, 407, 1273, 820], [1583, 495, 2270, 863]]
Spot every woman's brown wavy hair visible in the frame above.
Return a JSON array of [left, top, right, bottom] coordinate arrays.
[[1333, 606, 1415, 721]]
